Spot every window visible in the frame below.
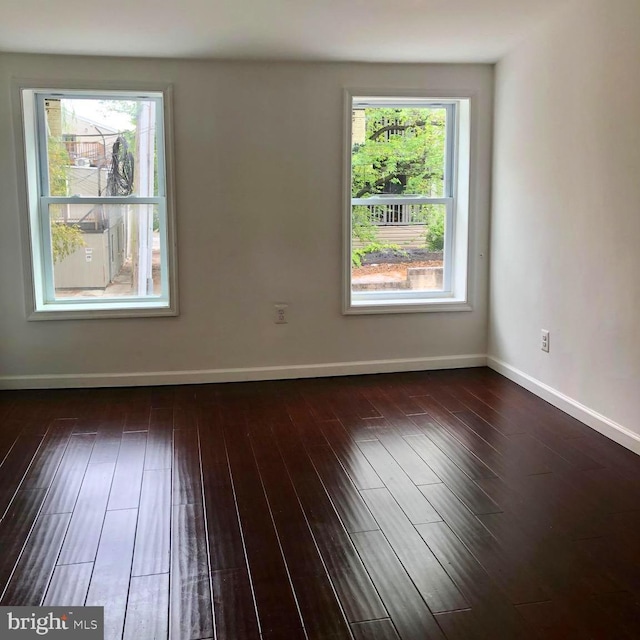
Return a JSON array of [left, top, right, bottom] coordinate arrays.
[[344, 93, 471, 313], [18, 86, 176, 319]]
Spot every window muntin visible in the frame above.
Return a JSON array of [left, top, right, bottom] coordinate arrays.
[[346, 95, 469, 313], [21, 89, 174, 317]]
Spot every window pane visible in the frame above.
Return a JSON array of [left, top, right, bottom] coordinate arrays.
[[49, 203, 162, 299], [351, 203, 446, 293], [44, 97, 159, 197], [352, 106, 447, 199]]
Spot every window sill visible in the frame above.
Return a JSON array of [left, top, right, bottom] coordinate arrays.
[[344, 296, 472, 315], [28, 300, 177, 321]]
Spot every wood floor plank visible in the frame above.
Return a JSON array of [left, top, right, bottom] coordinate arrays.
[[108, 431, 147, 511], [132, 468, 171, 577], [273, 424, 388, 624], [0, 433, 45, 517], [89, 413, 124, 464], [170, 502, 214, 640], [289, 414, 331, 449], [410, 414, 497, 481], [250, 428, 351, 638], [173, 386, 197, 411], [300, 382, 339, 422], [358, 439, 442, 524], [525, 428, 604, 471], [57, 462, 116, 565], [574, 534, 640, 595], [351, 619, 400, 640], [338, 414, 389, 442], [516, 600, 584, 640], [451, 410, 553, 475], [86, 508, 138, 640], [375, 430, 441, 486], [415, 521, 536, 639], [1, 512, 71, 605], [463, 382, 590, 441], [433, 610, 485, 640], [150, 387, 174, 409], [123, 573, 170, 640], [20, 418, 76, 491], [224, 423, 305, 637], [197, 407, 228, 467], [403, 434, 501, 515], [569, 433, 640, 481], [306, 444, 379, 533], [359, 387, 424, 435], [335, 379, 381, 419], [43, 562, 94, 606], [211, 568, 260, 640], [0, 420, 24, 471], [368, 378, 428, 416], [318, 419, 384, 490], [414, 397, 543, 479], [292, 578, 352, 640], [432, 385, 525, 436], [360, 487, 467, 613], [145, 407, 173, 471], [173, 428, 202, 505], [201, 462, 246, 571], [173, 405, 197, 432], [124, 406, 151, 432], [0, 489, 47, 592], [589, 591, 640, 639], [478, 510, 622, 598], [42, 434, 96, 515], [419, 483, 549, 605], [480, 379, 594, 440], [351, 530, 446, 640]]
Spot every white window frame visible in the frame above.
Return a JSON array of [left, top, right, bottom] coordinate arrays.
[[15, 81, 178, 320], [343, 90, 472, 314]]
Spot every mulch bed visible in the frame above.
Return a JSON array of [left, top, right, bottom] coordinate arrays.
[[353, 260, 443, 281]]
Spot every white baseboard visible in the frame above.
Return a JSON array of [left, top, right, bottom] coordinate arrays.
[[487, 356, 640, 456], [0, 354, 487, 390]]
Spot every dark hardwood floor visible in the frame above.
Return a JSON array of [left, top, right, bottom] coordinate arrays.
[[1, 367, 639, 639]]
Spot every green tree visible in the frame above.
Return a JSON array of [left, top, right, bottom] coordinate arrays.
[[47, 137, 86, 263], [352, 107, 446, 199], [351, 107, 446, 263], [51, 221, 85, 263]]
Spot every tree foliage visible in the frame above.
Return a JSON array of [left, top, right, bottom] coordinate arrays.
[[47, 137, 87, 263], [47, 137, 71, 197], [351, 107, 446, 199], [51, 221, 85, 264], [351, 107, 447, 262]]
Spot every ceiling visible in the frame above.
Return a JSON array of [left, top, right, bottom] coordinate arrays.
[[0, 0, 567, 63]]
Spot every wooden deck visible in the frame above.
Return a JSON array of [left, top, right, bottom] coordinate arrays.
[[1, 368, 639, 639], [352, 224, 427, 249]]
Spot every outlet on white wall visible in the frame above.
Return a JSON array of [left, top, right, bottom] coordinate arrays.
[[541, 329, 550, 353], [274, 304, 288, 324]]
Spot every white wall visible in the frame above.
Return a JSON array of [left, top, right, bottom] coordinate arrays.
[[490, 0, 640, 436], [0, 55, 492, 386]]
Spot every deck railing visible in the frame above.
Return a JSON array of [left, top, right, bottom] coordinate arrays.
[[364, 203, 426, 225]]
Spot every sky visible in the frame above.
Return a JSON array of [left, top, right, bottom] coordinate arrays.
[[62, 99, 134, 132]]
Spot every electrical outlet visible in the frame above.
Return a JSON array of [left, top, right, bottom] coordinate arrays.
[[541, 329, 550, 353], [274, 304, 288, 324]]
